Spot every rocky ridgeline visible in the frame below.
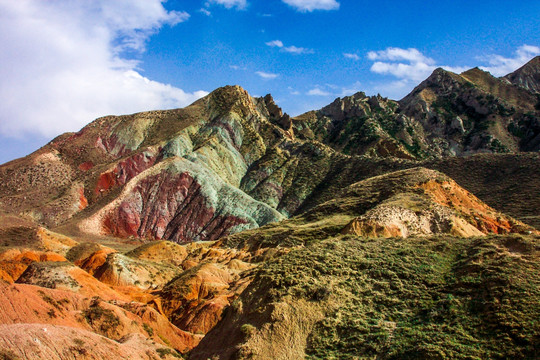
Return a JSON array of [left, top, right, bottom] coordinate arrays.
[[0, 58, 539, 246], [294, 58, 540, 159], [504, 55, 540, 93]]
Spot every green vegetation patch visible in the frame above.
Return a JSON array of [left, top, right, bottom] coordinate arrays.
[[82, 298, 121, 335], [254, 234, 540, 359]]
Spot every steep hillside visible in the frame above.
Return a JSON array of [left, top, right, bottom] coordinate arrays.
[[504, 55, 540, 93], [192, 233, 540, 360], [189, 168, 538, 359]]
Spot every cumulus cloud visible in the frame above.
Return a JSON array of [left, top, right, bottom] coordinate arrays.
[[307, 88, 331, 96], [367, 47, 435, 65], [0, 0, 208, 138], [207, 0, 247, 10], [256, 71, 279, 79], [266, 40, 284, 48], [199, 8, 212, 16], [344, 53, 360, 61], [265, 39, 314, 54], [282, 0, 340, 12], [480, 45, 540, 76], [367, 47, 468, 82], [284, 45, 314, 54]]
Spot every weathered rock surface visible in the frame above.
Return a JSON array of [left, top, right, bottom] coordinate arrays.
[[337, 168, 536, 238], [0, 282, 200, 352], [125, 240, 188, 266], [504, 55, 540, 93], [0, 248, 66, 283], [16, 261, 129, 301], [159, 261, 254, 334], [0, 324, 183, 360], [92, 252, 181, 290]]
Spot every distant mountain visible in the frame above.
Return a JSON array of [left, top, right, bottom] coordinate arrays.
[[294, 57, 540, 159], [1, 58, 540, 245]]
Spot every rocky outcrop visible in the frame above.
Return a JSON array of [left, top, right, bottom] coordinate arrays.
[[159, 261, 254, 335], [263, 94, 293, 135], [93, 253, 181, 289], [16, 261, 129, 301], [504, 56, 540, 93], [336, 168, 536, 238], [0, 282, 199, 352]]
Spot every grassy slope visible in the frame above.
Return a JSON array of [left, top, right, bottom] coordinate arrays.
[[193, 232, 540, 360], [190, 167, 539, 359]]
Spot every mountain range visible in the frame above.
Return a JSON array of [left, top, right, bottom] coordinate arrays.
[[0, 57, 539, 359]]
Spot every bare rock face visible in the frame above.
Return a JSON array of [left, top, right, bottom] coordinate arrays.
[[83, 158, 283, 243], [159, 261, 253, 335], [504, 56, 540, 93], [93, 253, 181, 289], [0, 324, 184, 360], [0, 248, 67, 283], [16, 261, 129, 301]]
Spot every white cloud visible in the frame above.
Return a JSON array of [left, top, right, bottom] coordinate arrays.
[[199, 8, 212, 16], [282, 0, 340, 12], [307, 88, 331, 96], [370, 61, 437, 82], [367, 47, 435, 65], [344, 53, 360, 61], [208, 0, 247, 10], [283, 46, 314, 54], [480, 45, 540, 76], [256, 71, 279, 79], [266, 40, 284, 48], [265, 40, 314, 54], [230, 65, 247, 70], [367, 47, 468, 82], [0, 0, 208, 138]]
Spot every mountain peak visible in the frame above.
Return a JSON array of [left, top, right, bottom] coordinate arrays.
[[504, 56, 540, 93]]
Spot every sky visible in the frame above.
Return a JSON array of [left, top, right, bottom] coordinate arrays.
[[0, 0, 539, 164]]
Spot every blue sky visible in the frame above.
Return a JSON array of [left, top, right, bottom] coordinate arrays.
[[1, 0, 539, 164]]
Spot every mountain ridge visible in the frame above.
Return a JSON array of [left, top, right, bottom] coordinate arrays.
[[0, 57, 539, 359]]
